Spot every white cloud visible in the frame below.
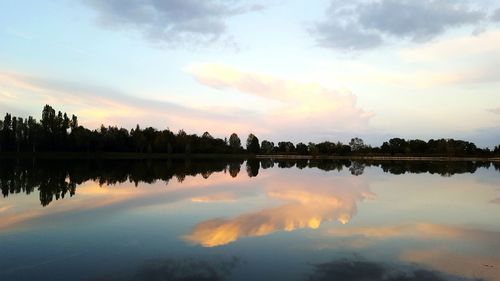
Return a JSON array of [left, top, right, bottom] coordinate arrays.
[[399, 30, 500, 62], [487, 107, 500, 115], [187, 63, 373, 140]]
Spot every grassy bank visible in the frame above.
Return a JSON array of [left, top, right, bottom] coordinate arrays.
[[0, 152, 250, 159], [256, 155, 500, 162], [0, 152, 499, 161]]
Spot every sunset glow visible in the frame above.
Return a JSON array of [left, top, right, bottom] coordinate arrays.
[[0, 0, 498, 145]]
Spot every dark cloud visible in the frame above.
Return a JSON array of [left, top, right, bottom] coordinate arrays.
[[83, 0, 260, 46], [306, 259, 478, 281], [358, 0, 483, 41], [492, 8, 500, 21], [313, 22, 383, 50], [313, 0, 490, 50]]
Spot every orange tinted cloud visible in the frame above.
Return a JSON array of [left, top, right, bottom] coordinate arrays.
[[184, 176, 374, 247], [0, 181, 153, 231], [0, 71, 253, 135], [191, 192, 237, 203], [0, 171, 255, 232], [187, 63, 373, 133], [0, 205, 13, 213]]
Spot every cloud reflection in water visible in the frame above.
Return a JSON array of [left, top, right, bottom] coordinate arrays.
[[184, 175, 375, 247]]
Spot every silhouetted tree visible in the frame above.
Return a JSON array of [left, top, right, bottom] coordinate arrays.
[[349, 137, 365, 152], [246, 133, 260, 153], [131, 125, 147, 153], [0, 119, 2, 152], [277, 141, 295, 154], [0, 105, 495, 157], [260, 140, 274, 154], [70, 114, 78, 131], [229, 133, 241, 152], [408, 139, 428, 154], [2, 113, 12, 151], [41, 105, 55, 132], [296, 142, 308, 155], [308, 142, 318, 155]]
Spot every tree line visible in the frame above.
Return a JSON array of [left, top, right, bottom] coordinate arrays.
[[0, 105, 499, 157]]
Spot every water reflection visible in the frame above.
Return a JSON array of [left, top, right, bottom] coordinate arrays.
[[0, 158, 499, 281], [307, 258, 479, 281], [88, 257, 240, 281], [0, 158, 496, 207], [87, 256, 485, 281], [327, 223, 500, 244], [184, 176, 374, 247], [401, 249, 499, 281]]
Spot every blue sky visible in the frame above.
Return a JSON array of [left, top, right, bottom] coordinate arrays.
[[1, 0, 499, 147]]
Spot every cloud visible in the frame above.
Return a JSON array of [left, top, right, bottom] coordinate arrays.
[[312, 0, 490, 50], [309, 29, 500, 95], [0, 205, 13, 213], [83, 0, 261, 46], [0, 181, 146, 231], [357, 0, 483, 41], [184, 175, 374, 247], [0, 170, 257, 232], [323, 223, 500, 281], [492, 8, 500, 21], [0, 67, 374, 142], [0, 71, 253, 135], [460, 126, 500, 148], [399, 30, 500, 62], [313, 22, 383, 50], [327, 223, 500, 246], [487, 107, 500, 115], [187, 63, 373, 140], [191, 192, 237, 203], [395, 30, 500, 87]]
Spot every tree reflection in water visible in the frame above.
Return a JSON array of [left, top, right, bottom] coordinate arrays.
[[0, 158, 496, 207], [88, 256, 240, 281], [307, 258, 481, 281]]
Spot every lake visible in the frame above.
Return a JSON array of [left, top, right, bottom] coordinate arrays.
[[0, 159, 499, 281]]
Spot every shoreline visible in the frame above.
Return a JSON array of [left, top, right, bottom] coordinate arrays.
[[0, 152, 499, 161], [255, 155, 500, 162]]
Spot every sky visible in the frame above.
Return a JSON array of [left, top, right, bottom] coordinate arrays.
[[0, 0, 499, 147]]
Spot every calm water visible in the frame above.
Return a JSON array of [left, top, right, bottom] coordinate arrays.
[[0, 159, 499, 281]]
